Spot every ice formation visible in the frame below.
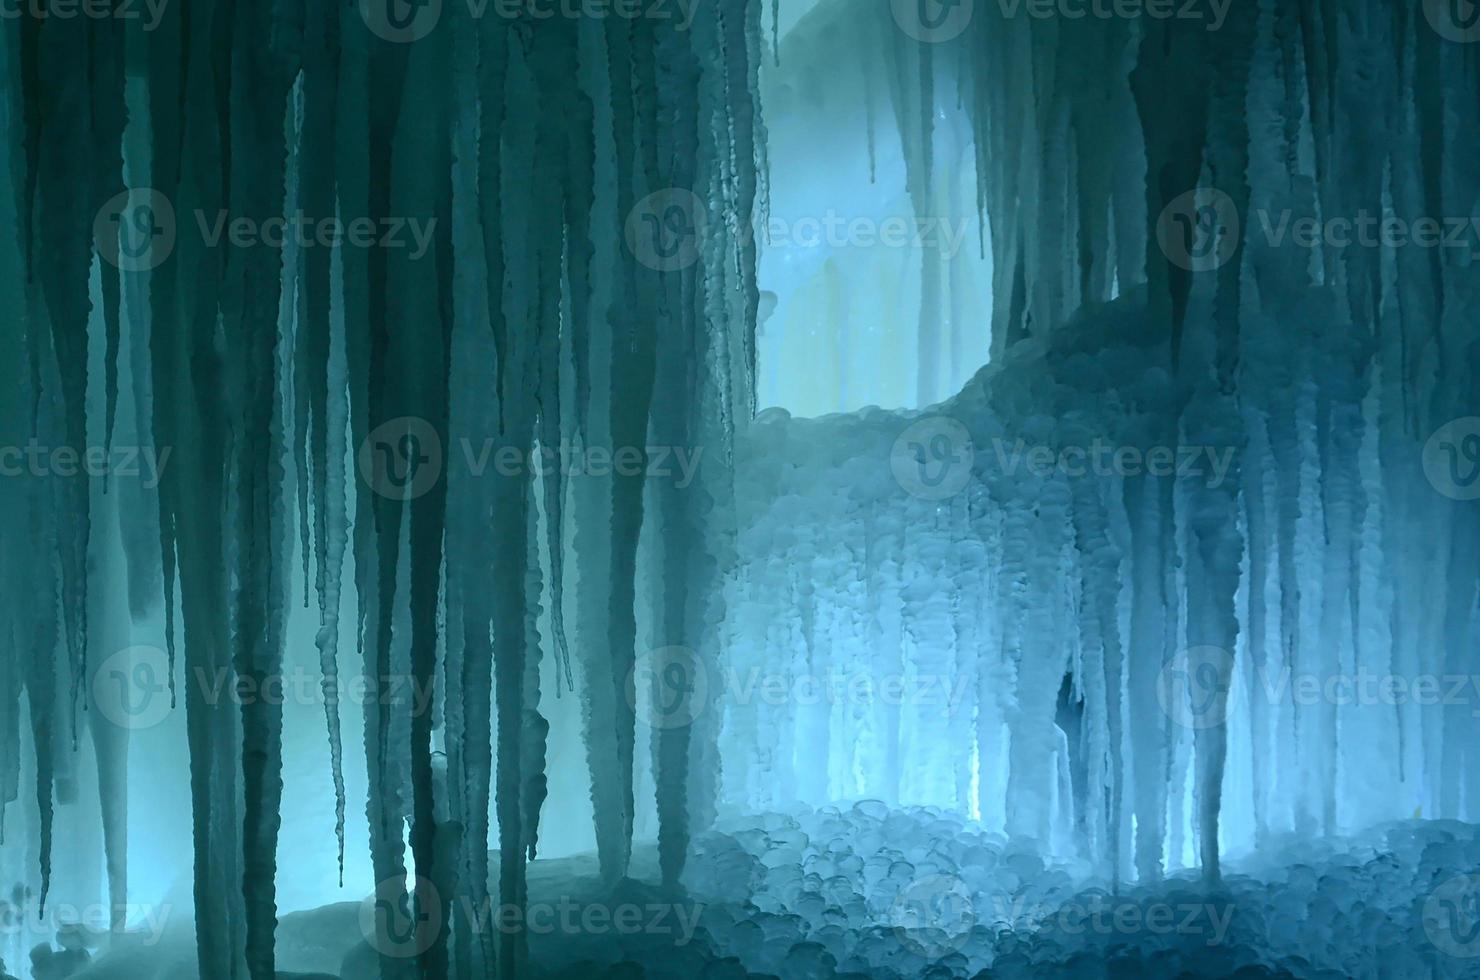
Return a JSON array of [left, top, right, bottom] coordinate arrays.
[[0, 0, 1478, 978]]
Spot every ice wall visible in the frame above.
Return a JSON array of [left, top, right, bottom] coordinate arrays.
[[726, 280, 1433, 880], [720, 0, 1480, 888]]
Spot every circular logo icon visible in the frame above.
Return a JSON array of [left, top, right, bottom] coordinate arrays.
[[890, 0, 974, 43], [358, 416, 443, 502], [94, 188, 176, 273], [1424, 0, 1480, 42], [1423, 417, 1480, 501], [625, 189, 707, 272], [1156, 188, 1241, 273], [92, 645, 173, 731], [360, 0, 442, 42], [360, 876, 442, 959], [1158, 645, 1238, 730], [891, 417, 974, 501], [1425, 874, 1480, 957], [890, 873, 975, 958], [628, 646, 708, 730]]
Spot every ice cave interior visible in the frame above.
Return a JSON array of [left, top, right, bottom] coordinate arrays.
[[2, 0, 1480, 977]]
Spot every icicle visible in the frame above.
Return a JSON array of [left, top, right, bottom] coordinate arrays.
[[222, 5, 301, 975], [1069, 445, 1125, 881], [488, 20, 541, 977], [24, 11, 99, 751], [599, 12, 660, 884], [22, 470, 60, 915], [530, 20, 579, 695], [447, 18, 496, 967], [296, 0, 348, 880]]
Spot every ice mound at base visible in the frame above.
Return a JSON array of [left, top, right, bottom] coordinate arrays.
[[594, 804, 1480, 980]]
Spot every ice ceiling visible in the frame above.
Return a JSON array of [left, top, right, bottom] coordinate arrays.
[[1, 0, 1479, 977]]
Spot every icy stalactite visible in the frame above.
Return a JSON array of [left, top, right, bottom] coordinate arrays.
[[390, 25, 457, 980], [1183, 392, 1245, 885], [340, 7, 417, 977], [530, 21, 579, 701], [1007, 478, 1074, 844], [143, 1, 250, 974], [24, 13, 104, 751], [445, 19, 489, 979], [1312, 330, 1370, 832], [296, 0, 350, 882], [650, 330, 700, 891], [1124, 469, 1174, 880], [1069, 443, 1126, 881], [602, 16, 663, 887], [17, 449, 60, 915], [464, 13, 510, 974], [448, 98, 496, 980], [315, 245, 351, 884], [224, 6, 299, 975], [489, 33, 541, 977]]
